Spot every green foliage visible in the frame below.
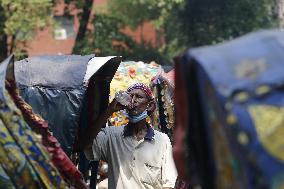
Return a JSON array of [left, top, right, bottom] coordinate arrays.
[[74, 0, 183, 64], [75, 14, 131, 55], [76, 0, 276, 65], [0, 0, 53, 60], [77, 13, 166, 63], [63, 0, 85, 9], [151, 0, 278, 61], [108, 0, 183, 29], [166, 0, 276, 49], [1, 0, 52, 41], [0, 0, 277, 63]]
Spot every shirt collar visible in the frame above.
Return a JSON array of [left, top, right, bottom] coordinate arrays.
[[123, 123, 155, 141]]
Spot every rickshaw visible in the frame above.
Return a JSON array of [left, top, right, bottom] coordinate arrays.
[[175, 30, 284, 189], [14, 56, 178, 187], [0, 55, 88, 188], [14, 55, 122, 188]]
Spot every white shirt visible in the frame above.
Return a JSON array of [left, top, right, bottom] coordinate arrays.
[[87, 125, 177, 189]]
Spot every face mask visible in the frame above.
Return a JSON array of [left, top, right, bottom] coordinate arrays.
[[127, 110, 148, 123]]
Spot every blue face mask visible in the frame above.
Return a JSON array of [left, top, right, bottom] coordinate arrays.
[[127, 110, 148, 123]]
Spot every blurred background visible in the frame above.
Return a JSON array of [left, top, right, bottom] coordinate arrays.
[[0, 0, 282, 64]]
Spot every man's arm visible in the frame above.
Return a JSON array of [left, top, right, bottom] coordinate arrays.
[[78, 99, 123, 150]]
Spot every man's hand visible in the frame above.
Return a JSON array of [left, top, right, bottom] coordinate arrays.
[[108, 99, 125, 114], [79, 99, 125, 150]]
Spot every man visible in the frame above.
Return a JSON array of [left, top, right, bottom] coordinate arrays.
[[82, 83, 177, 189]]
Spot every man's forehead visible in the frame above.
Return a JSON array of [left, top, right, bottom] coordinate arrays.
[[128, 88, 147, 97], [127, 83, 154, 99]]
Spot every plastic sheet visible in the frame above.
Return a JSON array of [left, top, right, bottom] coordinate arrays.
[[15, 55, 94, 156], [19, 86, 85, 155]]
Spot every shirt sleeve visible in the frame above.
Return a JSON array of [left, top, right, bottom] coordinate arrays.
[[83, 128, 109, 161], [88, 127, 109, 162], [162, 136, 178, 188], [84, 143, 94, 160]]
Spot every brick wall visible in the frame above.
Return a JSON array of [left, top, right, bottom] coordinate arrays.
[[26, 0, 156, 57]]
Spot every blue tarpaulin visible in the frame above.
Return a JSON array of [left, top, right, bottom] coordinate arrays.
[[178, 30, 284, 189]]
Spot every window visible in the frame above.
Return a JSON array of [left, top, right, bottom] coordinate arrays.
[[53, 16, 75, 40]]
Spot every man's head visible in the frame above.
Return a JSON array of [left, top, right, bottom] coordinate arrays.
[[126, 83, 156, 116]]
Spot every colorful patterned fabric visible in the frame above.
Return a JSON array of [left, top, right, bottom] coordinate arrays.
[[0, 91, 67, 189], [0, 55, 88, 189], [177, 30, 284, 189]]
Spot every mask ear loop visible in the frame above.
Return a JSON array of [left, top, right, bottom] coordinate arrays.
[[146, 103, 150, 116]]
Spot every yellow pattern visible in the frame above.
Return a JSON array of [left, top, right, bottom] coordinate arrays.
[[248, 105, 284, 162], [0, 120, 38, 188], [0, 92, 66, 188]]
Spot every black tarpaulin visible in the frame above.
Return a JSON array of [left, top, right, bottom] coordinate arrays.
[[16, 55, 94, 88], [15, 55, 121, 156]]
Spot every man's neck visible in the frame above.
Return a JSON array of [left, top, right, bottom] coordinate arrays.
[[131, 120, 148, 141]]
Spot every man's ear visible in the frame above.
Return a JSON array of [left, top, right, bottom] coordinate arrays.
[[147, 100, 156, 115]]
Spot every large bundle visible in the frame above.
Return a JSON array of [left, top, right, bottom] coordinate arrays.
[[175, 30, 284, 189], [0, 55, 84, 188]]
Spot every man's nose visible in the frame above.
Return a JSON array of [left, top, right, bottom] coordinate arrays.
[[131, 95, 136, 103]]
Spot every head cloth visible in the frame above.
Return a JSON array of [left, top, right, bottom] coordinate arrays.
[[127, 83, 154, 100]]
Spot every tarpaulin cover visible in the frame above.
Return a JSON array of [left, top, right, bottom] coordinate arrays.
[[16, 55, 94, 88], [14, 54, 107, 156], [177, 30, 284, 189], [19, 87, 85, 156], [185, 30, 284, 98]]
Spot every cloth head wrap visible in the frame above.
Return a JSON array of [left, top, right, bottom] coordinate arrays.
[[127, 83, 154, 100]]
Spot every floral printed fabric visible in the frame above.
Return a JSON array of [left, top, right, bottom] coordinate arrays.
[[0, 92, 67, 189]]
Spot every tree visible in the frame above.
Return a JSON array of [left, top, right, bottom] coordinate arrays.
[[78, 13, 165, 63], [107, 0, 183, 45], [0, 0, 94, 60], [78, 14, 134, 56], [72, 0, 276, 64], [75, 0, 183, 64], [0, 0, 53, 61], [103, 0, 277, 61], [63, 0, 94, 54], [275, 0, 284, 27], [164, 0, 276, 53], [107, 0, 183, 28]]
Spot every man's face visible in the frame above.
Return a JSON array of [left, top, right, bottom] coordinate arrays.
[[127, 89, 149, 116]]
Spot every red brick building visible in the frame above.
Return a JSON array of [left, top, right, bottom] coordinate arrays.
[[26, 0, 156, 57]]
